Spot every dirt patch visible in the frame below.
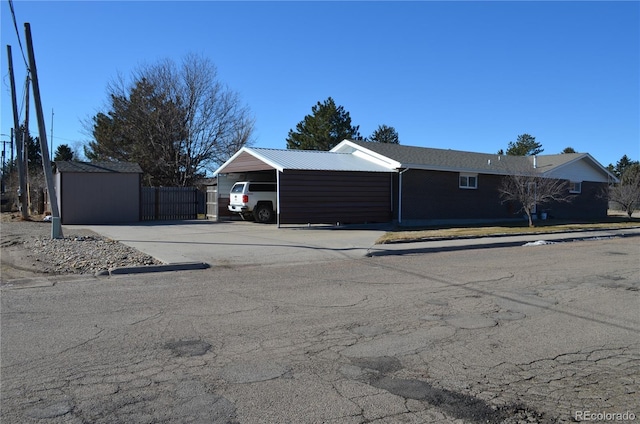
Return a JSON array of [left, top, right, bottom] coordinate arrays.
[[1, 212, 161, 282], [2, 214, 59, 280]]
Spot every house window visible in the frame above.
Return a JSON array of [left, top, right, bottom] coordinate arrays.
[[569, 181, 582, 193], [459, 174, 478, 189]]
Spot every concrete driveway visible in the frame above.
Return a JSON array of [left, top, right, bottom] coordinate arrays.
[[64, 220, 640, 270], [64, 220, 390, 267]]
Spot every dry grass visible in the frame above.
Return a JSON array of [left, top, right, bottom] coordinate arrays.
[[376, 215, 640, 244]]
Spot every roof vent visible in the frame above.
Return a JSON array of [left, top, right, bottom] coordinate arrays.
[[488, 159, 491, 165]]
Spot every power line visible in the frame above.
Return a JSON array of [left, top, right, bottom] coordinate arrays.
[[7, 0, 30, 70]]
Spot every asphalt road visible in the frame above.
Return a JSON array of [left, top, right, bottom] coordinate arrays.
[[1, 235, 639, 423]]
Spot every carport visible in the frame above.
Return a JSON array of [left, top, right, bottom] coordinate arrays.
[[214, 147, 395, 226]]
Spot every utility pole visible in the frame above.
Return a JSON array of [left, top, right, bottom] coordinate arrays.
[[24, 23, 62, 238], [1, 138, 5, 193], [24, 74, 31, 213], [6, 45, 29, 219], [50, 108, 54, 161], [10, 129, 14, 167]]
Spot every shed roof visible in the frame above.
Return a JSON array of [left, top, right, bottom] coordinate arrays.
[[55, 161, 143, 173]]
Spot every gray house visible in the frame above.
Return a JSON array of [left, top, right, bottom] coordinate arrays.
[[214, 140, 618, 226], [55, 161, 143, 224]]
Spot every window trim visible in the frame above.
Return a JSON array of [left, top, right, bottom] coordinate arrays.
[[459, 173, 478, 189], [569, 181, 582, 194]]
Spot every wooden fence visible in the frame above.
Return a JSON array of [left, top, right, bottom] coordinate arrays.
[[141, 187, 204, 221]]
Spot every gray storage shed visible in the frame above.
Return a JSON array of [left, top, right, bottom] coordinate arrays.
[[55, 161, 143, 224]]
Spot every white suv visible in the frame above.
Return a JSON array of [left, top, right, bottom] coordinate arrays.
[[228, 181, 277, 223]]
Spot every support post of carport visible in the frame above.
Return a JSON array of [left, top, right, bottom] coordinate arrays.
[[398, 168, 409, 225], [276, 170, 281, 228]]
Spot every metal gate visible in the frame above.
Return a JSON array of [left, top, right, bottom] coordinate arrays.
[[141, 187, 200, 221]]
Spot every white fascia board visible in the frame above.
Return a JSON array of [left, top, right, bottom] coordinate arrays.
[[578, 153, 619, 182], [351, 150, 400, 170], [330, 139, 358, 153], [332, 140, 401, 169], [213, 147, 285, 175], [540, 153, 619, 183], [538, 154, 586, 177]]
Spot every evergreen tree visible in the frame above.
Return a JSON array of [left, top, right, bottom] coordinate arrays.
[[610, 154, 639, 179], [53, 144, 75, 162], [85, 77, 186, 186], [21, 127, 42, 173], [286, 97, 361, 150], [505, 134, 544, 156], [368, 125, 399, 144]]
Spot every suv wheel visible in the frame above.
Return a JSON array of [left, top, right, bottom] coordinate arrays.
[[254, 204, 274, 223]]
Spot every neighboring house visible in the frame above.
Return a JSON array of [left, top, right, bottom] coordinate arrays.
[[213, 140, 617, 226], [55, 161, 143, 224]]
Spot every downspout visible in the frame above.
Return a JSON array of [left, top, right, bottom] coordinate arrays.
[[398, 168, 409, 225]]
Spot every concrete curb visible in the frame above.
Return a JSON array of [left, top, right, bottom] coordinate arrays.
[[367, 229, 640, 257], [378, 226, 640, 245], [98, 262, 210, 276]]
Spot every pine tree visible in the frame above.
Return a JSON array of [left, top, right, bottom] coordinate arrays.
[[53, 144, 74, 161], [368, 125, 399, 144], [286, 97, 361, 150], [505, 134, 543, 156]]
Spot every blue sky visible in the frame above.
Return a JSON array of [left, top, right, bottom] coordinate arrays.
[[1, 1, 638, 171]]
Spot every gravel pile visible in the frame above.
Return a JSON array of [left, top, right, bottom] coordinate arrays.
[[26, 235, 163, 275], [2, 216, 163, 275]]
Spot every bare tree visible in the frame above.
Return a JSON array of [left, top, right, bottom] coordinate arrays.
[[145, 54, 255, 182], [498, 161, 573, 227], [608, 164, 640, 219], [85, 53, 254, 186]]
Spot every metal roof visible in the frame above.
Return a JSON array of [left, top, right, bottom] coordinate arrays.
[[55, 161, 143, 173], [215, 147, 394, 174]]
